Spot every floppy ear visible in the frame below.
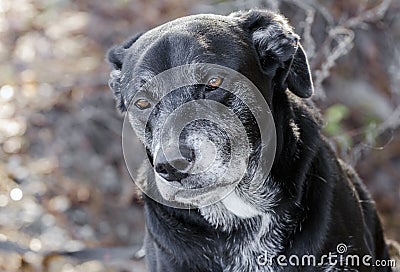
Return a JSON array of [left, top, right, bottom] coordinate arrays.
[[238, 10, 314, 98], [107, 32, 144, 112]]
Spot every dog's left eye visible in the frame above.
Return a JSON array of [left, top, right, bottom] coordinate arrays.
[[206, 77, 224, 91], [134, 99, 151, 110]]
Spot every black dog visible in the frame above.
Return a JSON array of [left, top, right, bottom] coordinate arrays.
[[108, 9, 392, 272]]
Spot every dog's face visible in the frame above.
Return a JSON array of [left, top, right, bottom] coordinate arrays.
[[108, 10, 313, 207]]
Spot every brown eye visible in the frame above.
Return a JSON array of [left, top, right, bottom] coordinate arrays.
[[134, 99, 151, 110], [206, 77, 224, 90]]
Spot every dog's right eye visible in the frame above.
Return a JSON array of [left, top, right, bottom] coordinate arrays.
[[134, 99, 151, 110], [206, 76, 224, 91]]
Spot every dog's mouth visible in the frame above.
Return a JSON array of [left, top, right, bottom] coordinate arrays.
[[154, 172, 237, 205]]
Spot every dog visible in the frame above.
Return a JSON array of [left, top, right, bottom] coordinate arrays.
[[107, 9, 392, 272]]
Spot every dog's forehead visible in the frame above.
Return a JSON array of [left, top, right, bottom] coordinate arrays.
[[127, 14, 248, 71], [142, 14, 242, 40]]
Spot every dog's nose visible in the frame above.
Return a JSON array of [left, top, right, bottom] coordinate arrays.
[[154, 146, 194, 182]]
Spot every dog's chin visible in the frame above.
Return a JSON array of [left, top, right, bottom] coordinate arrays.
[[154, 174, 234, 207]]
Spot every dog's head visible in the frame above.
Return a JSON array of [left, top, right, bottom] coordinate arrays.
[[107, 10, 313, 208]]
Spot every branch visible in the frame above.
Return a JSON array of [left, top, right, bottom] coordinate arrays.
[[344, 0, 392, 28], [313, 27, 355, 99], [350, 105, 400, 165]]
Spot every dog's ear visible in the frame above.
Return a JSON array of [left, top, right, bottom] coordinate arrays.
[[107, 32, 144, 112], [236, 10, 314, 98]]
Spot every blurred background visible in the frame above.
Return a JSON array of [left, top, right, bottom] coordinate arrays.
[[0, 0, 399, 271]]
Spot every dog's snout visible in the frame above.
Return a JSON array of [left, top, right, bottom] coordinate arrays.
[[155, 146, 194, 182]]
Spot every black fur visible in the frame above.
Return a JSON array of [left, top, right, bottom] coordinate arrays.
[[107, 9, 391, 272]]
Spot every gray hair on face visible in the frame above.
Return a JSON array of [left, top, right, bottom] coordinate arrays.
[[122, 63, 277, 209]]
